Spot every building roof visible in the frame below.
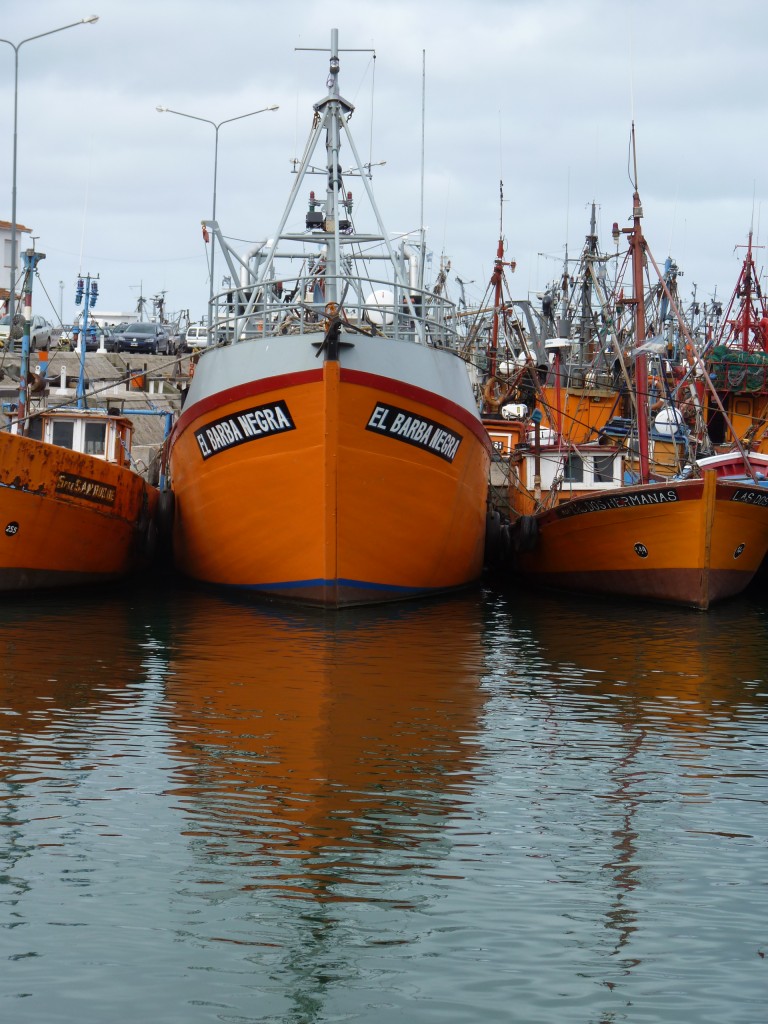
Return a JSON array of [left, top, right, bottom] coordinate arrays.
[[0, 220, 32, 233]]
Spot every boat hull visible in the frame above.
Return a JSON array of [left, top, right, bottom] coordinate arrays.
[[513, 472, 768, 609], [0, 431, 158, 590], [168, 334, 490, 606]]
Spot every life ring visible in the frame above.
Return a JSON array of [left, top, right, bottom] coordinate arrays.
[[26, 371, 46, 394], [483, 376, 513, 408]]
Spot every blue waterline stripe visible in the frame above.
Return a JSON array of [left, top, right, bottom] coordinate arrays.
[[227, 578, 430, 596]]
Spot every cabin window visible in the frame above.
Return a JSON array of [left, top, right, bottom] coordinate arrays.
[[84, 421, 107, 456], [593, 454, 615, 483], [51, 420, 75, 449], [563, 453, 584, 482]]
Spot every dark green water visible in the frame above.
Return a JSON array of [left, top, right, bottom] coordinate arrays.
[[1, 580, 767, 1023]]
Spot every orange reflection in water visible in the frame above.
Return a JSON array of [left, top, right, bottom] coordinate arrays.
[[493, 589, 768, 969], [162, 590, 490, 897], [513, 591, 768, 734], [0, 595, 146, 748]]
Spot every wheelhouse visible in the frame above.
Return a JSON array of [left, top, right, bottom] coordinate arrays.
[[22, 410, 134, 467]]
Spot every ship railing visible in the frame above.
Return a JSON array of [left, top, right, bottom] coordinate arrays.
[[707, 349, 768, 394], [210, 273, 461, 351], [566, 366, 616, 390]]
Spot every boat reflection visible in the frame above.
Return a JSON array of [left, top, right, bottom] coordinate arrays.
[[493, 587, 768, 984], [162, 589, 490, 903], [496, 587, 768, 731], [0, 592, 152, 746], [0, 591, 158, 887]]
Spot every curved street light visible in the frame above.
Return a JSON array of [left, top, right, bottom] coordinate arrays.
[[157, 103, 279, 333], [0, 16, 99, 327]]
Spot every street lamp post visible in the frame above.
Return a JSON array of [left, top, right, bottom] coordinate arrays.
[[0, 16, 99, 328], [156, 103, 278, 335]]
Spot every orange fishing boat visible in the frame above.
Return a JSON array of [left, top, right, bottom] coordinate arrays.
[[164, 30, 491, 607], [505, 131, 768, 609], [0, 265, 158, 591], [510, 464, 768, 609], [0, 407, 158, 590]]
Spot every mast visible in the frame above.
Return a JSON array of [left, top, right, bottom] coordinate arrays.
[[625, 124, 650, 483], [323, 28, 342, 307], [488, 181, 505, 380], [251, 29, 415, 330], [740, 232, 754, 352], [719, 229, 768, 353], [579, 201, 599, 353]]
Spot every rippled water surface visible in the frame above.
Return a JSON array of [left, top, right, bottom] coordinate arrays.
[[1, 580, 767, 1023]]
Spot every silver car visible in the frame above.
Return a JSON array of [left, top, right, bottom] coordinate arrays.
[[0, 313, 53, 350]]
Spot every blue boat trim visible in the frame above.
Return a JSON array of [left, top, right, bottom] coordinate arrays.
[[226, 578, 432, 596]]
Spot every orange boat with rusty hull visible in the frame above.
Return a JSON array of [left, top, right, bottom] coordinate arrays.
[[512, 470, 768, 609], [0, 408, 158, 590], [164, 31, 490, 607]]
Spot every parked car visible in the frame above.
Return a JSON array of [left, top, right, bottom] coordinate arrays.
[[0, 313, 53, 350], [29, 315, 52, 350], [115, 321, 170, 355], [184, 324, 210, 351], [0, 314, 19, 348]]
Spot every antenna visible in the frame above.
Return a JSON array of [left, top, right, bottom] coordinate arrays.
[[419, 49, 426, 293], [368, 51, 377, 170], [628, 121, 640, 193]]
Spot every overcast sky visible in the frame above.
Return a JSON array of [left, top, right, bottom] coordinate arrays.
[[1, 0, 765, 326]]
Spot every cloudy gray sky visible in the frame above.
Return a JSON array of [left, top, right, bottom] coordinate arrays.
[[1, 0, 765, 326]]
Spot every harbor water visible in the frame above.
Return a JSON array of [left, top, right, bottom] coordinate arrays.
[[1, 578, 767, 1023]]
